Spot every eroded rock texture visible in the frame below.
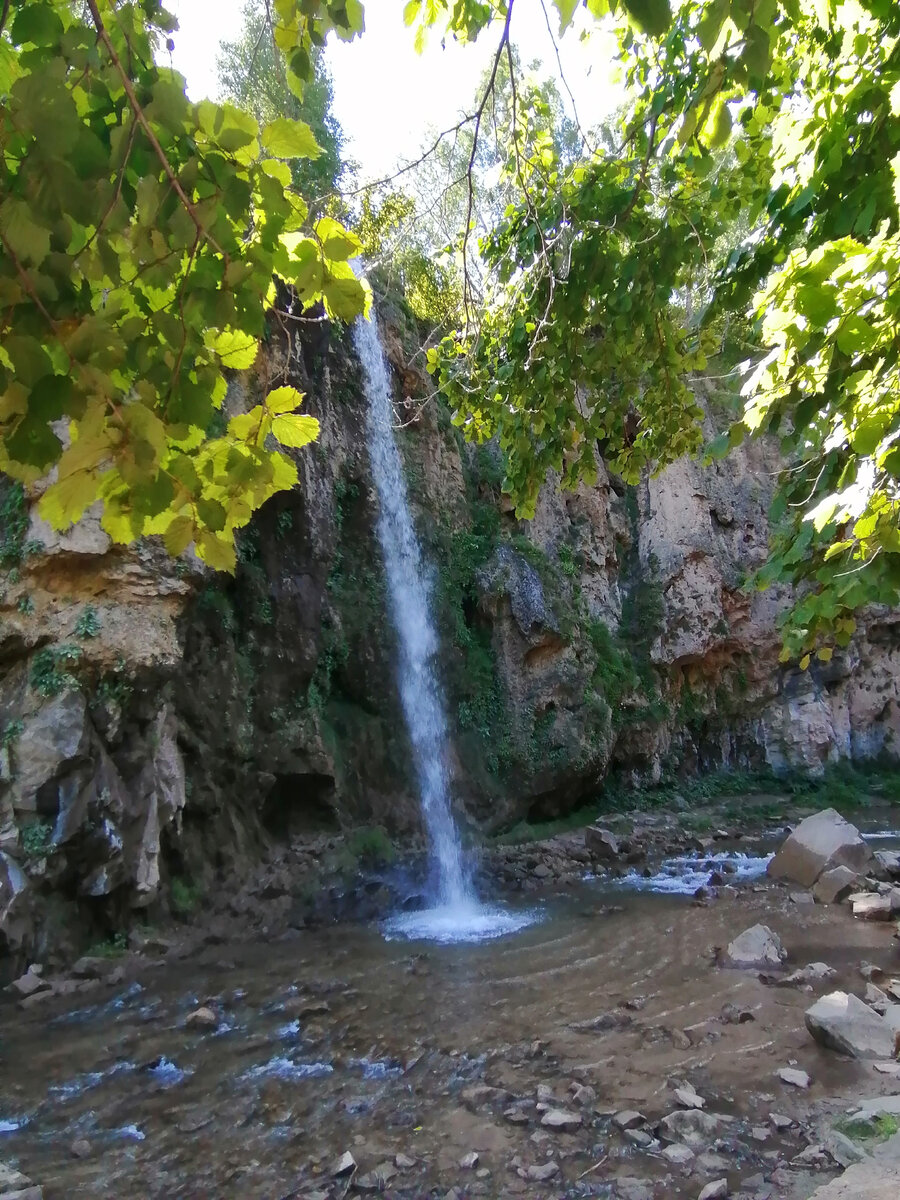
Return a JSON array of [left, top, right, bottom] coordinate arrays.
[[1, 315, 898, 964]]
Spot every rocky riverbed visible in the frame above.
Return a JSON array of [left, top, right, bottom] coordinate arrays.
[[2, 806, 900, 1200]]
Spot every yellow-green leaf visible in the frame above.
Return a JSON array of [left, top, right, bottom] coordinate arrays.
[[271, 414, 320, 448], [261, 117, 322, 160]]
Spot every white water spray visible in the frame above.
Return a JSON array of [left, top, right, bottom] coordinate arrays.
[[354, 313, 534, 943]]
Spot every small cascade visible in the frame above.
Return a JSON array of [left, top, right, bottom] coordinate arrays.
[[353, 311, 534, 943]]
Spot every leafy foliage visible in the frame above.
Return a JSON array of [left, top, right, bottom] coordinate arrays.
[[216, 0, 344, 208], [0, 0, 367, 572], [75, 604, 101, 639], [29, 644, 82, 696], [418, 0, 900, 654]]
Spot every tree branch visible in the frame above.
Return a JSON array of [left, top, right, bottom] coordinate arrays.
[[84, 0, 225, 257]]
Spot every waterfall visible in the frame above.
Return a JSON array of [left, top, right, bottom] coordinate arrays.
[[354, 311, 538, 944], [353, 314, 472, 908]]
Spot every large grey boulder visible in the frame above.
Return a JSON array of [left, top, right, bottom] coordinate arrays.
[[768, 808, 874, 888], [585, 826, 619, 861], [723, 923, 787, 969], [805, 991, 897, 1059]]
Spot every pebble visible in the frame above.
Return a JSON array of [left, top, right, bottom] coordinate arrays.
[[185, 1006, 218, 1031], [70, 1139, 92, 1159], [394, 1153, 416, 1169], [329, 1151, 356, 1177], [770, 1112, 794, 1132], [459, 1152, 479, 1169]]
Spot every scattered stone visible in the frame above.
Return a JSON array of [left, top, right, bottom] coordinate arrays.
[[461, 1085, 511, 1109], [750, 1126, 769, 1142], [851, 893, 893, 921], [865, 983, 891, 1014], [674, 1086, 706, 1110], [659, 1110, 729, 1148], [0, 1164, 34, 1192], [825, 1130, 867, 1168], [860, 963, 886, 982], [70, 956, 111, 980], [847, 1094, 900, 1120], [768, 808, 874, 887], [541, 1108, 582, 1131], [793, 1144, 830, 1167], [570, 1083, 596, 1107], [329, 1151, 356, 1177], [504, 1106, 531, 1125], [698, 1183, 728, 1200], [625, 1129, 655, 1148], [613, 1110, 646, 1131], [777, 1067, 811, 1089], [7, 968, 49, 998], [70, 1138, 92, 1158], [770, 1113, 794, 1132], [723, 924, 787, 969], [585, 826, 619, 861], [671, 1028, 693, 1048], [805, 991, 897, 1059], [533, 863, 551, 879], [662, 1144, 695, 1166], [185, 1005, 218, 1031], [459, 1152, 479, 1169], [719, 1003, 755, 1024], [394, 1153, 416, 1169], [790, 891, 815, 906], [873, 1061, 900, 1077], [813, 866, 859, 905], [525, 1162, 559, 1182], [356, 1163, 397, 1192]]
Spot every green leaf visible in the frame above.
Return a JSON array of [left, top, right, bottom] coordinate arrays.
[[205, 329, 259, 370], [322, 276, 367, 322], [10, 3, 63, 46], [261, 117, 322, 160], [553, 0, 580, 32], [271, 413, 320, 448], [163, 514, 195, 556], [620, 0, 672, 37], [0, 198, 51, 266], [264, 385, 305, 414]]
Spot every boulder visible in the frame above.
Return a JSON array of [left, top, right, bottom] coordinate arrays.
[[768, 809, 874, 888], [525, 1162, 559, 1182], [852, 893, 893, 921], [185, 1006, 218, 1031], [813, 865, 858, 904], [674, 1086, 705, 1110], [585, 826, 619, 861], [661, 1144, 694, 1166], [805, 991, 897, 1059], [875, 850, 900, 879], [613, 1110, 646, 1130], [802, 1131, 900, 1198], [723, 924, 787, 969]]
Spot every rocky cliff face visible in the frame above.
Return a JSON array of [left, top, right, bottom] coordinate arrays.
[[1, 310, 898, 966]]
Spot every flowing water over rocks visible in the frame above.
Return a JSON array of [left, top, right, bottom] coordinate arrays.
[[4, 843, 900, 1199]]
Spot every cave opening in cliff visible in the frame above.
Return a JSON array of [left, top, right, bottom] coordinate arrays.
[[262, 773, 339, 839]]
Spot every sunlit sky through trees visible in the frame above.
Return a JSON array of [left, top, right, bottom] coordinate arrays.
[[168, 0, 623, 182]]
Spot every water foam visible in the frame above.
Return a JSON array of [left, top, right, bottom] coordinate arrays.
[[383, 902, 538, 944], [616, 850, 772, 895]]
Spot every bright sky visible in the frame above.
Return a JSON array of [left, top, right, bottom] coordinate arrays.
[[168, 0, 623, 183]]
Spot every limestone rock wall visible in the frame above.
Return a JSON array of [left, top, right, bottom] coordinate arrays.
[[1, 316, 898, 967]]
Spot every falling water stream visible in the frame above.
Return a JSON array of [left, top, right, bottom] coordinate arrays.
[[353, 313, 533, 942]]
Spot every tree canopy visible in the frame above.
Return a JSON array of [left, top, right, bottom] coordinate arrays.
[[417, 0, 900, 657]]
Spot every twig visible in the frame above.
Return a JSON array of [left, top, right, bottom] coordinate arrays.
[[461, 0, 516, 330], [577, 1154, 608, 1180], [84, 0, 225, 258]]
